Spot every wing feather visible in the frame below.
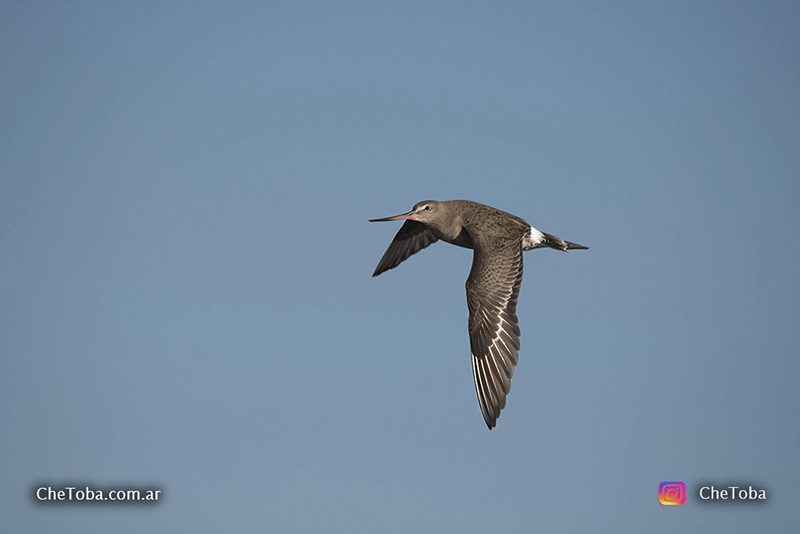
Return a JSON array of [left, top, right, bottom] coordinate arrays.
[[372, 220, 438, 277], [466, 236, 524, 429]]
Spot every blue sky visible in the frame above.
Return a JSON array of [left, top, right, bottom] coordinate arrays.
[[1, 1, 798, 532]]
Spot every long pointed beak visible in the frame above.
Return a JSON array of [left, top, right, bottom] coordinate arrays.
[[369, 210, 416, 222]]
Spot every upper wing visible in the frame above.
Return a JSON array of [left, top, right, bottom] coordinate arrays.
[[466, 236, 524, 429], [372, 220, 439, 277]]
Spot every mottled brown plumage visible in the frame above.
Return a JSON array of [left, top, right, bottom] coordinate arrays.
[[371, 200, 587, 429]]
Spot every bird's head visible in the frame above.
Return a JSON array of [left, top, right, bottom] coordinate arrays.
[[369, 200, 442, 224]]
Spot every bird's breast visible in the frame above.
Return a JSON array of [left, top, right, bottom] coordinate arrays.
[[440, 226, 474, 249]]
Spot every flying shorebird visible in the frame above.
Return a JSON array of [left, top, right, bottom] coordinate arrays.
[[370, 200, 587, 429]]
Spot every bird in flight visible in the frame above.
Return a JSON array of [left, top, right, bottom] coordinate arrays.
[[370, 200, 587, 429]]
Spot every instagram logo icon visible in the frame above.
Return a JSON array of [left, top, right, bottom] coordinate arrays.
[[659, 481, 686, 505]]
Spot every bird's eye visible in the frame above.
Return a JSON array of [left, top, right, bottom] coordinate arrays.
[[424, 205, 431, 211]]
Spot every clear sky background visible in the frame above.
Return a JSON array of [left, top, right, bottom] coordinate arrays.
[[1, 2, 798, 532]]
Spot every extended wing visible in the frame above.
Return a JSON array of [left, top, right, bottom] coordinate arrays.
[[466, 235, 523, 429], [372, 220, 439, 277]]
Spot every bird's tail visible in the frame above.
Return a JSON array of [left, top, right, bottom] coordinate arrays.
[[541, 232, 589, 252]]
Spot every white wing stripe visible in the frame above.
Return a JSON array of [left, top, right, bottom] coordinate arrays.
[[472, 354, 490, 421]]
